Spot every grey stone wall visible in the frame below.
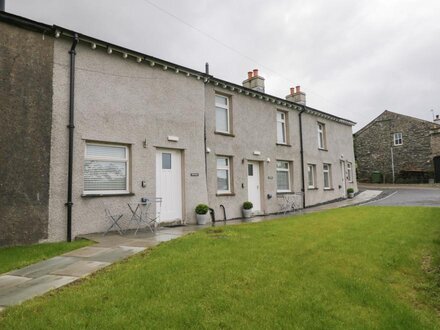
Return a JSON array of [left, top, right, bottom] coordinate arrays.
[[354, 111, 437, 183], [0, 22, 54, 246]]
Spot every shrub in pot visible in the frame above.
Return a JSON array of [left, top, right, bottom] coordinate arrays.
[[195, 204, 210, 225], [242, 201, 253, 218], [347, 188, 354, 198]]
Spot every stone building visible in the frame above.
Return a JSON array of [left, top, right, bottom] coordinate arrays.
[[0, 11, 357, 246], [354, 110, 440, 183]]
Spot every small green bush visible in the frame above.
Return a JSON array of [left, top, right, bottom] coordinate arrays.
[[195, 204, 209, 215], [347, 188, 354, 194], [243, 201, 253, 210]]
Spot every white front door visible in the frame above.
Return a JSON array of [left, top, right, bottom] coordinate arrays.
[[156, 149, 182, 222], [247, 161, 261, 212], [340, 160, 346, 198]]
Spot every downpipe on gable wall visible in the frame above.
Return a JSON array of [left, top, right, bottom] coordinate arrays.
[[299, 108, 306, 209], [66, 33, 79, 242]]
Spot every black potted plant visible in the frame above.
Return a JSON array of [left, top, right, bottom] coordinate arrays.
[[195, 204, 210, 225]]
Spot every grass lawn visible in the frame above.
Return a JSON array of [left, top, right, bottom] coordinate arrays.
[[1, 206, 439, 329], [0, 239, 93, 275]]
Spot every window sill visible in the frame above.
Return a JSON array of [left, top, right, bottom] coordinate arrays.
[[318, 148, 328, 152], [276, 191, 293, 195], [307, 187, 319, 190], [323, 188, 334, 191], [216, 193, 235, 196], [81, 193, 135, 198], [276, 143, 292, 147], [214, 131, 235, 137]]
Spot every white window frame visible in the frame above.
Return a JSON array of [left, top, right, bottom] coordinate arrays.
[[83, 143, 130, 195], [307, 164, 316, 189], [215, 94, 230, 134], [323, 163, 332, 189], [318, 122, 326, 149], [216, 156, 231, 194], [277, 111, 287, 144], [276, 161, 291, 193], [347, 162, 353, 182], [393, 132, 403, 146]]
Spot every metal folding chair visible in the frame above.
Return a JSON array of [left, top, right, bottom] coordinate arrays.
[[127, 197, 162, 235], [144, 197, 162, 232], [104, 207, 124, 236]]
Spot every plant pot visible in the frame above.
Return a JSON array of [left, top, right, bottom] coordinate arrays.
[[348, 192, 354, 198], [196, 213, 210, 225], [242, 208, 253, 219]]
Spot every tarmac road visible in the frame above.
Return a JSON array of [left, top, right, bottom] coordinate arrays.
[[365, 187, 440, 207]]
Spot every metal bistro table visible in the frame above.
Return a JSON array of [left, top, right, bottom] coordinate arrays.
[[127, 198, 162, 235]]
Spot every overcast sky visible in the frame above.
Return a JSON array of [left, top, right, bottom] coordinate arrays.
[[6, 0, 440, 130]]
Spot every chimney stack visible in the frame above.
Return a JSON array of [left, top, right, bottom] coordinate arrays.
[[242, 69, 265, 93], [434, 114, 440, 124], [0, 0, 5, 12], [286, 85, 306, 105]]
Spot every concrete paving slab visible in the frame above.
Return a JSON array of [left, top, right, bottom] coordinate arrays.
[[0, 275, 32, 292], [62, 246, 111, 258], [7, 257, 79, 279], [120, 239, 160, 248], [83, 234, 129, 246], [51, 260, 110, 277], [0, 275, 77, 306], [90, 246, 144, 263]]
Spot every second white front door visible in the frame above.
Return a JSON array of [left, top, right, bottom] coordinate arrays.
[[247, 161, 261, 212], [156, 149, 182, 222]]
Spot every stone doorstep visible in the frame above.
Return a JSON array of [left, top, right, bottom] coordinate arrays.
[[0, 275, 77, 307], [7, 256, 79, 279]]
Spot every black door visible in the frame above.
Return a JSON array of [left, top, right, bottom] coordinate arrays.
[[434, 156, 440, 183]]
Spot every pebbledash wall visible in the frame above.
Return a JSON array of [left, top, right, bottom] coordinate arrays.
[[0, 12, 357, 244], [354, 110, 440, 183], [48, 38, 209, 241], [205, 86, 357, 219]]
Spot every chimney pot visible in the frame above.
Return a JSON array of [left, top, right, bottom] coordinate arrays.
[[296, 85, 301, 93], [247, 71, 253, 80], [290, 87, 295, 95], [253, 69, 258, 77]]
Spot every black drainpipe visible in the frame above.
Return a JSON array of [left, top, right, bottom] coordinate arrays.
[[0, 0, 5, 12], [66, 33, 79, 242], [299, 107, 306, 209]]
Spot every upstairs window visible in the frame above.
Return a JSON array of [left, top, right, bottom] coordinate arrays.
[[277, 161, 291, 192], [393, 132, 403, 146], [318, 122, 326, 149], [323, 163, 332, 189], [277, 111, 287, 144], [84, 143, 129, 194], [215, 94, 230, 133]]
